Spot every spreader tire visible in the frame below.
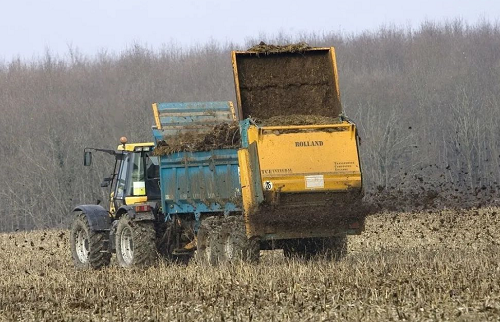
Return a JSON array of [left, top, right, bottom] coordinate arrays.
[[196, 217, 223, 265]]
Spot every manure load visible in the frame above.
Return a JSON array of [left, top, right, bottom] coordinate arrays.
[[232, 43, 342, 122]]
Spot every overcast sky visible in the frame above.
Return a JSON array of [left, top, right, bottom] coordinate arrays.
[[1, 0, 498, 61]]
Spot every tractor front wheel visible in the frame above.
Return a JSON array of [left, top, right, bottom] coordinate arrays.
[[70, 212, 111, 269]]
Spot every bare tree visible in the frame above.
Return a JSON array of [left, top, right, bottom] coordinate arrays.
[[1, 20, 499, 231]]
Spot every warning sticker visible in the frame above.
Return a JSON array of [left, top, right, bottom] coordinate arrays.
[[305, 175, 324, 189], [263, 181, 273, 191], [133, 181, 146, 196]]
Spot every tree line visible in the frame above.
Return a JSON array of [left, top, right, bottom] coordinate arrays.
[[1, 20, 499, 231]]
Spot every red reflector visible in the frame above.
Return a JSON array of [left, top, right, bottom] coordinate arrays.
[[349, 221, 360, 229], [135, 205, 151, 213]]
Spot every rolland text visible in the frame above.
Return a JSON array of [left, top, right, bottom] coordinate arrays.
[[295, 141, 324, 147]]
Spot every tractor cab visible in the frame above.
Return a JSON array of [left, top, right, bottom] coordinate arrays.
[[84, 137, 160, 214], [112, 140, 160, 211]]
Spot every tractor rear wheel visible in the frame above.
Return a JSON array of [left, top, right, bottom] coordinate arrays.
[[115, 214, 157, 268], [70, 212, 111, 269]]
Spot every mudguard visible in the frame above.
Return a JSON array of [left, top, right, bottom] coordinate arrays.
[[116, 205, 155, 221], [73, 205, 111, 231]]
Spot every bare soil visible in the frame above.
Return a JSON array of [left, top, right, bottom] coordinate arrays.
[[152, 122, 240, 156]]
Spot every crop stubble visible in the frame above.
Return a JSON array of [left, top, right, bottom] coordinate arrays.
[[0, 208, 499, 321]]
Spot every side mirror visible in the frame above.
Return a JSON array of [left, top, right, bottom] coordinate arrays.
[[84, 151, 92, 166], [100, 177, 112, 187]]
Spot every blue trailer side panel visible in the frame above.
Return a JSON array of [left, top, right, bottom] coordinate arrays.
[[159, 150, 241, 217]]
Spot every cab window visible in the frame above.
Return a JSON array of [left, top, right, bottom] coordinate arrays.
[[115, 151, 160, 199], [115, 153, 130, 199], [128, 152, 146, 196]]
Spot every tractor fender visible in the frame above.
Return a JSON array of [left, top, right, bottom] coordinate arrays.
[[116, 205, 155, 222], [73, 205, 111, 231]]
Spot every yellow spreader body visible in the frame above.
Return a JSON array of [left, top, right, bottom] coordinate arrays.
[[233, 47, 365, 240], [238, 121, 363, 240]]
